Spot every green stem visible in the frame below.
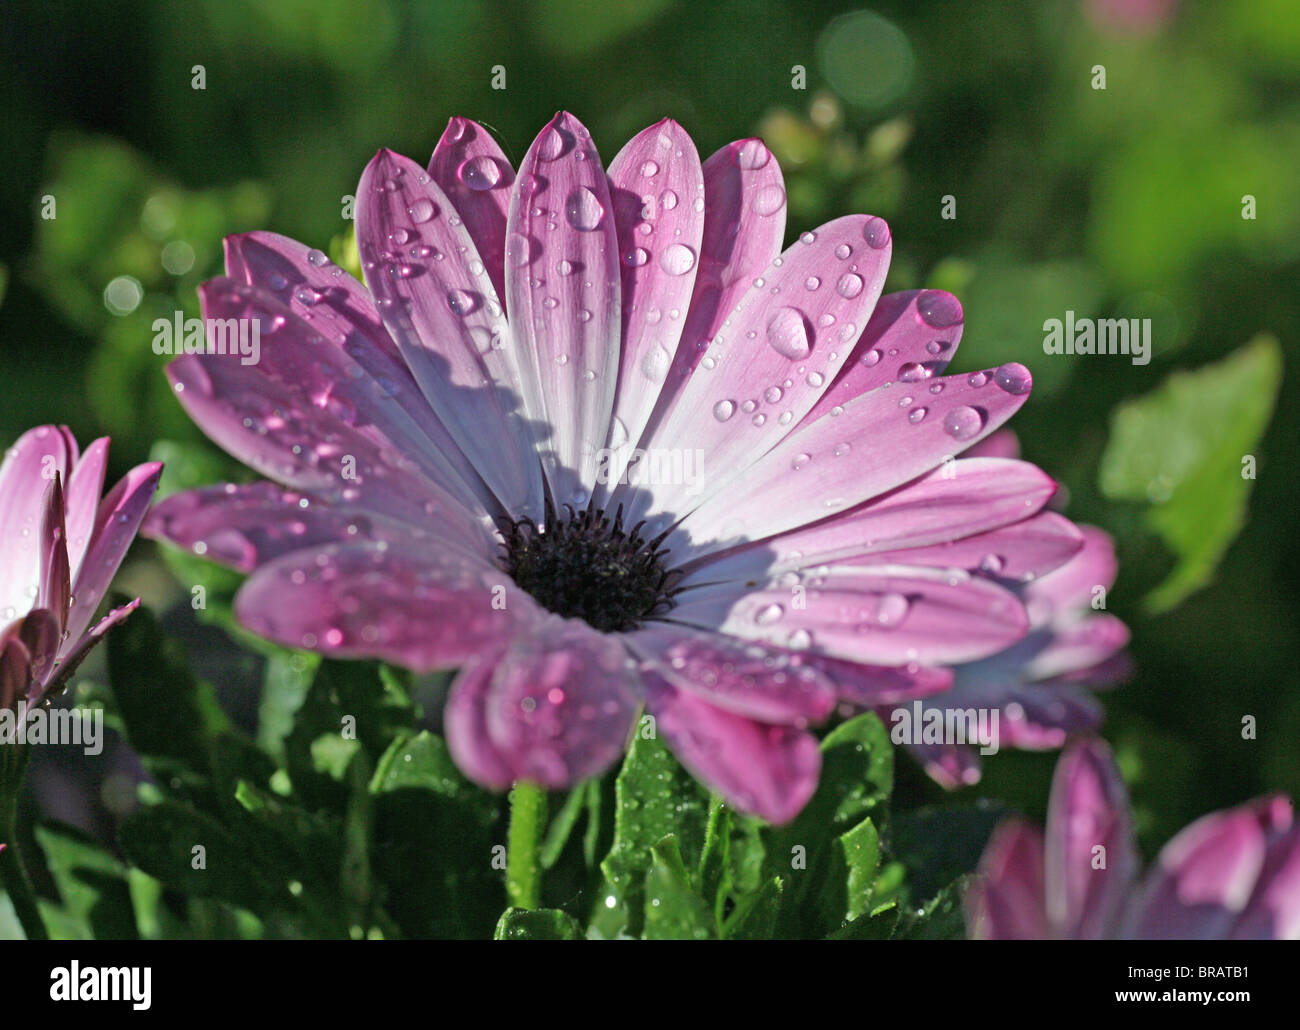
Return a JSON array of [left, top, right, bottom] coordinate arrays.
[[0, 746, 48, 940], [506, 780, 547, 910]]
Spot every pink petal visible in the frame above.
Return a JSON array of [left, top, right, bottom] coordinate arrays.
[[676, 364, 1034, 559], [223, 232, 493, 513], [38, 473, 71, 631], [0, 425, 75, 616], [1044, 738, 1137, 938], [1025, 525, 1118, 619], [966, 820, 1050, 939], [145, 481, 492, 573], [16, 608, 61, 695], [355, 149, 545, 520], [233, 542, 527, 673], [627, 214, 892, 530], [64, 437, 109, 579], [899, 735, 985, 789], [1021, 615, 1130, 682], [170, 279, 484, 523], [1232, 805, 1300, 940], [428, 118, 515, 307], [677, 457, 1059, 586], [479, 621, 639, 788], [966, 428, 1020, 460], [64, 461, 162, 645], [804, 289, 963, 423], [646, 137, 788, 433], [35, 598, 140, 705], [504, 112, 622, 498], [642, 672, 821, 824], [599, 119, 704, 496], [0, 632, 32, 710], [672, 565, 1029, 665], [443, 651, 516, 791], [627, 623, 836, 724], [808, 656, 953, 706], [1130, 796, 1294, 939]]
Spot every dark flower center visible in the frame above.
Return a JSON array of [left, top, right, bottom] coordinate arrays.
[[501, 502, 682, 633]]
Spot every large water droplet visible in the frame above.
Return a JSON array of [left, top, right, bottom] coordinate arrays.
[[408, 198, 436, 224], [836, 272, 864, 299], [733, 139, 770, 169], [898, 362, 928, 382], [994, 362, 1033, 395], [863, 216, 891, 249], [754, 603, 784, 625], [640, 159, 659, 178], [875, 592, 909, 627], [943, 405, 985, 440], [660, 243, 696, 276], [712, 399, 736, 422], [917, 290, 963, 328], [537, 125, 569, 161], [506, 233, 532, 267], [458, 156, 502, 191], [446, 289, 478, 316], [624, 247, 649, 267], [752, 184, 786, 216], [565, 187, 605, 231], [766, 307, 811, 360], [641, 344, 671, 382]]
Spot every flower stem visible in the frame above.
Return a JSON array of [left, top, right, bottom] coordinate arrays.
[[506, 780, 547, 910], [0, 746, 47, 941]]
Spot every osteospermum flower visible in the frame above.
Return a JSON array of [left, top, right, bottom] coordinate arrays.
[[967, 738, 1300, 939], [147, 112, 1087, 822], [0, 426, 161, 711], [887, 432, 1131, 787]]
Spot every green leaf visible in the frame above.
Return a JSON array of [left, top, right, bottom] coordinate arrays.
[[892, 803, 1008, 902], [596, 727, 709, 937], [726, 876, 785, 940], [493, 906, 585, 940], [1099, 336, 1283, 612], [35, 822, 138, 940], [894, 876, 972, 940], [642, 836, 713, 940]]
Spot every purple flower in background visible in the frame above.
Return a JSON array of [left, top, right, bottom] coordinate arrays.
[[0, 426, 161, 710], [148, 112, 1087, 822], [967, 738, 1300, 939], [889, 431, 1130, 786]]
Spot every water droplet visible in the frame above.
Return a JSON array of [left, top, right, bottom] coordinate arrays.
[[943, 405, 984, 440], [459, 155, 502, 191], [876, 592, 909, 627], [908, 406, 927, 423], [447, 289, 477, 315], [917, 290, 963, 328], [835, 243, 852, 259], [752, 184, 786, 216], [764, 385, 784, 403], [861, 348, 882, 367], [994, 362, 1033, 395], [755, 603, 784, 625], [863, 216, 891, 249], [733, 139, 770, 169], [806, 371, 825, 387], [641, 344, 671, 382], [640, 159, 659, 177], [968, 371, 989, 387], [537, 126, 568, 161], [307, 249, 329, 267], [836, 272, 864, 299], [661, 189, 678, 210], [898, 362, 928, 382], [506, 233, 532, 267], [766, 307, 810, 360], [804, 276, 821, 291], [660, 243, 696, 276], [712, 399, 736, 422], [565, 187, 605, 231], [980, 553, 1005, 574], [408, 198, 435, 224], [792, 452, 811, 470]]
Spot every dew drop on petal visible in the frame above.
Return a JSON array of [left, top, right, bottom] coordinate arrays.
[[766, 307, 811, 360], [565, 187, 605, 231], [408, 198, 436, 224], [506, 233, 532, 267], [712, 399, 736, 422], [898, 361, 928, 382], [459, 156, 502, 191], [943, 404, 985, 440], [916, 290, 963, 328], [863, 216, 891, 249], [836, 272, 864, 299], [733, 139, 770, 169], [659, 243, 696, 276], [994, 362, 1033, 395], [752, 184, 786, 216]]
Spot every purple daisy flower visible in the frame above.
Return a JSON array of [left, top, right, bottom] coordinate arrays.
[[0, 425, 161, 710], [147, 112, 1086, 823], [887, 434, 1131, 787], [967, 737, 1300, 939]]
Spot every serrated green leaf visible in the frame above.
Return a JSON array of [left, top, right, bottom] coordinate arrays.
[[643, 836, 713, 940], [493, 906, 585, 940], [726, 875, 785, 940], [35, 822, 138, 940], [1099, 336, 1283, 612]]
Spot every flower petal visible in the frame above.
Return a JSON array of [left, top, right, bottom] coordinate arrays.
[[627, 623, 836, 724], [428, 118, 515, 307], [676, 364, 1034, 559], [966, 820, 1050, 939], [627, 214, 892, 530], [443, 651, 516, 791], [233, 541, 526, 672], [0, 425, 74, 617], [599, 119, 704, 495], [64, 437, 109, 579], [504, 112, 622, 500], [1044, 738, 1138, 939], [642, 672, 820, 824], [355, 149, 545, 519]]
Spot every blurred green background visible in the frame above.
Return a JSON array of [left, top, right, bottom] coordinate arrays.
[[0, 0, 1296, 858]]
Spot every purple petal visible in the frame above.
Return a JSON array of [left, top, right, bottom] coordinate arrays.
[[1044, 738, 1138, 938], [806, 654, 953, 706], [63, 437, 109, 578], [0, 425, 75, 616], [642, 672, 821, 824], [600, 119, 704, 495], [428, 118, 515, 307], [1025, 525, 1119, 620], [805, 289, 963, 423], [64, 461, 161, 645], [443, 651, 516, 791], [626, 214, 892, 528], [966, 820, 1050, 939], [627, 624, 836, 724], [478, 621, 640, 789], [355, 149, 545, 520], [233, 542, 527, 672], [676, 365, 1034, 559], [504, 112, 622, 497]]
